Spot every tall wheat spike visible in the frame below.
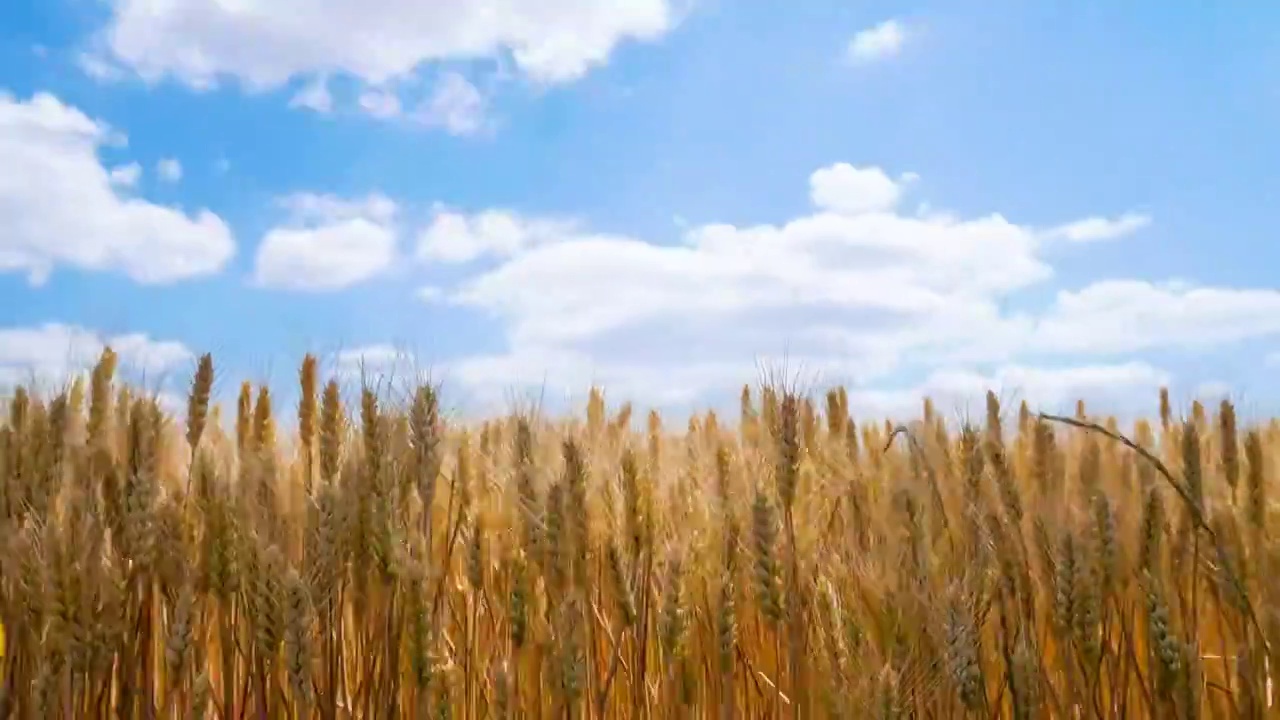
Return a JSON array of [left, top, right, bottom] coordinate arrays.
[[0, 350, 1276, 717]]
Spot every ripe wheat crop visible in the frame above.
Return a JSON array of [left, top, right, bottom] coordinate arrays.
[[0, 347, 1276, 718]]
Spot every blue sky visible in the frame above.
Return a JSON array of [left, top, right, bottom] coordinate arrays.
[[1, 0, 1279, 421]]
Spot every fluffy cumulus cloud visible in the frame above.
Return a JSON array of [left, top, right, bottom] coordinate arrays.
[[109, 162, 142, 187], [443, 164, 1050, 357], [417, 207, 579, 263], [415, 73, 488, 136], [400, 162, 1280, 415], [0, 92, 235, 285], [253, 193, 399, 291], [808, 163, 912, 215], [1030, 281, 1280, 355], [847, 19, 907, 63], [0, 323, 192, 389], [96, 0, 676, 89]]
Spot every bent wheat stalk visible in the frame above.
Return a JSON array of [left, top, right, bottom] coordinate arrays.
[[1037, 411, 1270, 659]]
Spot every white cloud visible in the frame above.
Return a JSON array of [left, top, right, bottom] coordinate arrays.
[[847, 362, 1171, 423], [109, 162, 142, 188], [330, 344, 435, 390], [0, 91, 235, 285], [1045, 211, 1151, 243], [446, 346, 845, 413], [157, 157, 183, 182], [809, 163, 911, 215], [1030, 280, 1280, 355], [0, 323, 192, 389], [398, 161, 1280, 410], [253, 192, 398, 290], [432, 163, 1054, 402], [107, 333, 195, 374], [417, 285, 446, 303], [290, 76, 333, 113], [358, 89, 402, 119], [415, 73, 488, 136], [98, 0, 676, 89], [280, 193, 397, 224], [417, 207, 578, 263], [847, 19, 906, 63], [446, 166, 1051, 354], [77, 52, 126, 82], [336, 344, 413, 372], [296, 73, 486, 130], [1193, 380, 1232, 401]]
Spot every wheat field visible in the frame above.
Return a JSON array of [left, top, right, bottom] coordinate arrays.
[[0, 346, 1275, 718]]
